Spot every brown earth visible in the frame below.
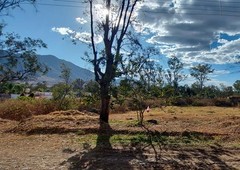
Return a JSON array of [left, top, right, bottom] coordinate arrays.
[[0, 106, 240, 170]]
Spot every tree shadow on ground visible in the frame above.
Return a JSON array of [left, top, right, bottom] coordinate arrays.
[[61, 123, 237, 170], [62, 122, 148, 170]]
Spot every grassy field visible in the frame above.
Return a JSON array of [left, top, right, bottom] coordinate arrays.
[[0, 106, 239, 169]]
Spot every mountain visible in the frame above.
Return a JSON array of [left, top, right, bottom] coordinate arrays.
[[36, 55, 94, 86]]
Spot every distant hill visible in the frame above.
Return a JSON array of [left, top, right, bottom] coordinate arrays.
[[35, 55, 94, 86]]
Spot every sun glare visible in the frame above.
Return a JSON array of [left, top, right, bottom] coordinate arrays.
[[94, 4, 110, 20]]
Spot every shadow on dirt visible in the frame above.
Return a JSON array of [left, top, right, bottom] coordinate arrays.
[[61, 123, 236, 170], [62, 122, 145, 170]]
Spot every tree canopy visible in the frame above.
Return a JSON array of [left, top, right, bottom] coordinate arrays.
[[190, 64, 214, 90], [0, 26, 48, 83]]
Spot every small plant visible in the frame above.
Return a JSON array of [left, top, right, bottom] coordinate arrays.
[[132, 96, 147, 125]]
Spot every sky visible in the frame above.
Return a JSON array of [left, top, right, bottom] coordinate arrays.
[[2, 0, 240, 87]]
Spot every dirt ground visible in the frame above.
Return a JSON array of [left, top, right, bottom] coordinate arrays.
[[0, 107, 240, 170]]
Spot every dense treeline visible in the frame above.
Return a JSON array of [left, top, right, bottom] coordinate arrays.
[[1, 55, 239, 110]]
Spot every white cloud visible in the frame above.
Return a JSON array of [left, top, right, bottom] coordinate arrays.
[[76, 17, 87, 24], [217, 38, 229, 44], [135, 0, 240, 65], [51, 27, 74, 35], [52, 27, 103, 44]]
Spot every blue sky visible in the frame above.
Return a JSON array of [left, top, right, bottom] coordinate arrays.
[[2, 0, 240, 87], [2, 1, 91, 69]]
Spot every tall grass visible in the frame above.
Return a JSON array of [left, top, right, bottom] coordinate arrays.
[[0, 98, 56, 121]]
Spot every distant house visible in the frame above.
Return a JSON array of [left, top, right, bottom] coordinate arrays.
[[34, 92, 53, 99], [11, 94, 20, 99], [0, 94, 11, 100]]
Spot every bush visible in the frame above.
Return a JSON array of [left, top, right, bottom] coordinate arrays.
[[214, 98, 233, 107], [172, 98, 191, 106], [27, 98, 57, 115], [56, 97, 81, 110], [111, 103, 129, 113], [78, 96, 100, 113], [0, 98, 56, 121], [0, 99, 31, 121], [191, 98, 214, 106]]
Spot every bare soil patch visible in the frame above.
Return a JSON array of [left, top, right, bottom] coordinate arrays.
[[0, 107, 240, 169]]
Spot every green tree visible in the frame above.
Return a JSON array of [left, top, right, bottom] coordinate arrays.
[[0, 27, 48, 83], [233, 80, 240, 94], [52, 63, 72, 109], [202, 85, 220, 98], [0, 82, 25, 94], [165, 56, 186, 94], [118, 50, 159, 125], [32, 81, 48, 92], [131, 80, 148, 125], [190, 64, 214, 91], [220, 84, 234, 97], [155, 65, 165, 88], [72, 78, 85, 97], [83, 80, 100, 97], [82, 80, 100, 107]]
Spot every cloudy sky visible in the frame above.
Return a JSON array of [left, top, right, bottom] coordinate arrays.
[[3, 0, 240, 86]]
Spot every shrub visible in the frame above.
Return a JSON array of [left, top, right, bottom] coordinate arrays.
[[27, 98, 57, 115], [0, 98, 57, 121], [191, 98, 214, 106], [78, 96, 100, 113], [214, 98, 233, 107], [172, 98, 191, 106], [0, 99, 32, 121], [111, 103, 129, 113]]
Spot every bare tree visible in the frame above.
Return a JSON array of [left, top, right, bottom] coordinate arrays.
[[86, 0, 141, 123]]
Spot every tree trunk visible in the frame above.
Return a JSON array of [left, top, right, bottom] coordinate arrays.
[[99, 83, 110, 123]]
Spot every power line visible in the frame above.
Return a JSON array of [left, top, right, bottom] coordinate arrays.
[[189, 0, 240, 4], [178, 3, 240, 9], [53, 0, 85, 4], [22, 1, 240, 18], [29, 2, 85, 8], [142, 10, 240, 18], [178, 7, 240, 13]]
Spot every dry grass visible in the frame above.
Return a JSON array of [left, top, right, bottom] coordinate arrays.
[[0, 106, 240, 169], [2, 106, 239, 146], [7, 110, 99, 135], [0, 99, 56, 121], [109, 106, 240, 145]]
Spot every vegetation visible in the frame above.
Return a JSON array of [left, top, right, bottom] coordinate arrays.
[[233, 80, 240, 94], [0, 26, 48, 84], [0, 98, 56, 121], [0, 1, 240, 169], [1, 52, 239, 120], [52, 63, 72, 109], [165, 55, 187, 94], [190, 64, 214, 91]]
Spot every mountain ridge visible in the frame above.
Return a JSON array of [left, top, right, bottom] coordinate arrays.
[[36, 55, 94, 86]]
